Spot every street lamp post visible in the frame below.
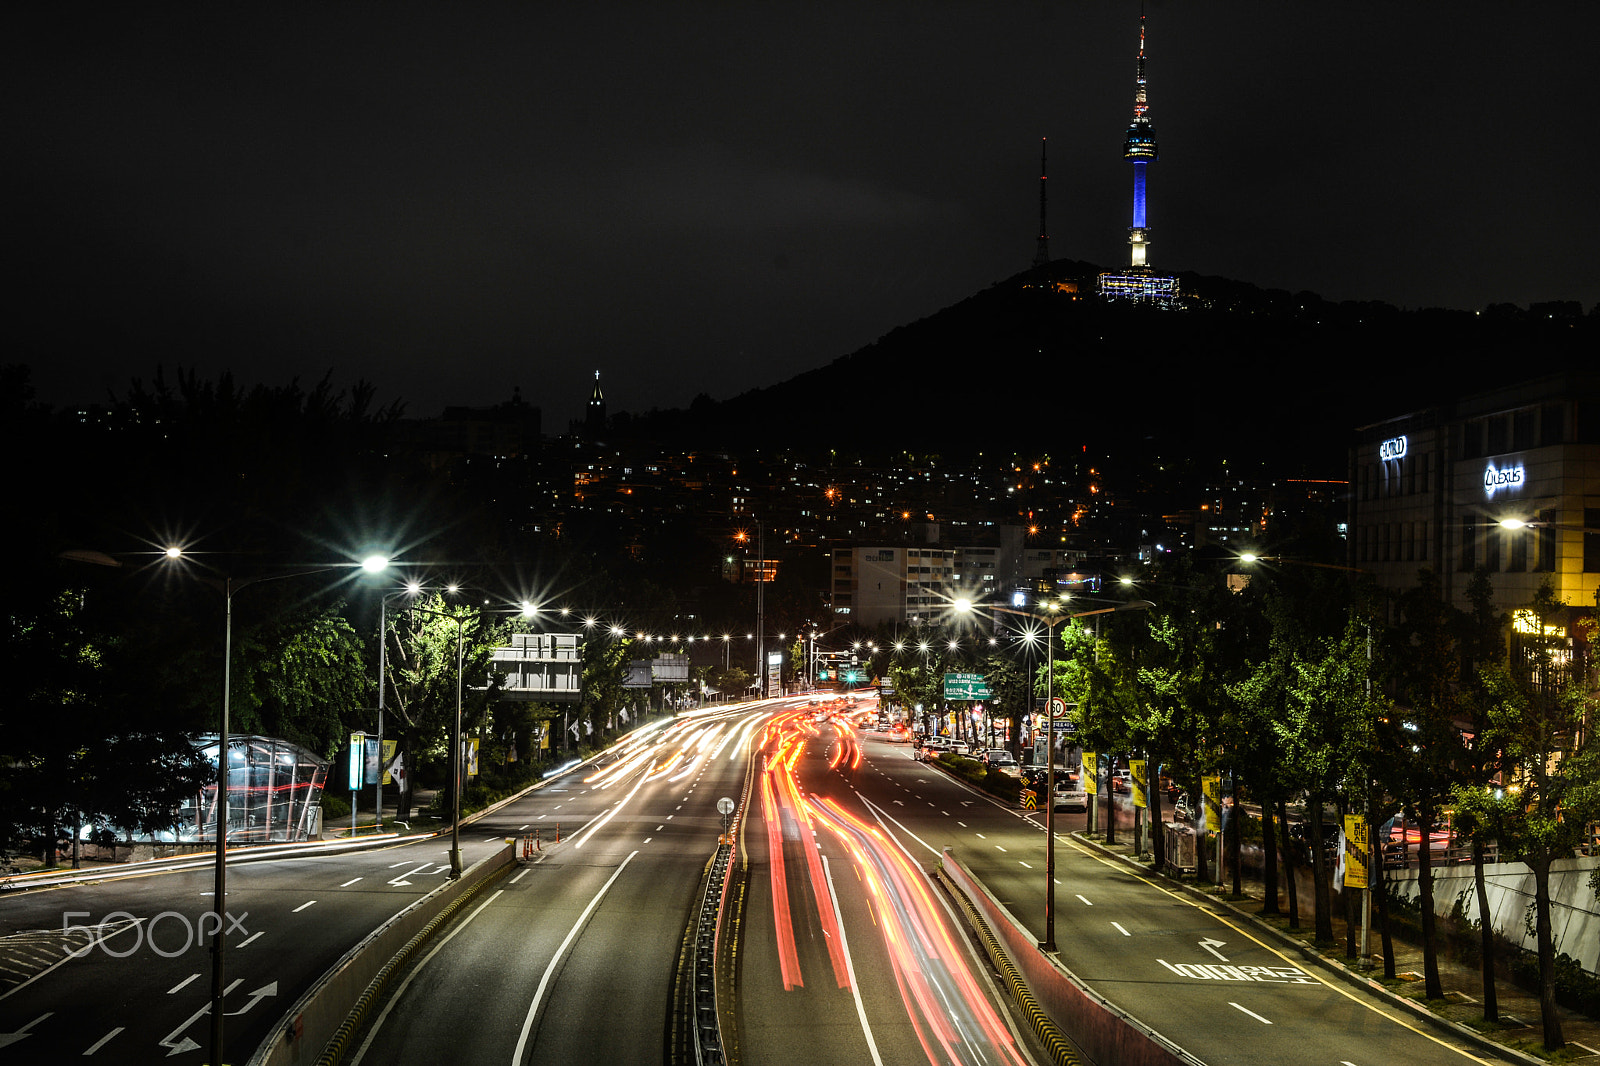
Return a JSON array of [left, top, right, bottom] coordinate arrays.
[[375, 584, 423, 833], [978, 596, 1154, 954], [170, 551, 390, 1066], [405, 601, 468, 879]]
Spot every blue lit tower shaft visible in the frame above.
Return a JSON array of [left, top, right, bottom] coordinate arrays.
[[1123, 14, 1158, 268]]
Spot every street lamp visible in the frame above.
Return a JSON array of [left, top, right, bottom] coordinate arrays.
[[376, 582, 424, 830], [165, 549, 389, 1066], [974, 595, 1153, 953]]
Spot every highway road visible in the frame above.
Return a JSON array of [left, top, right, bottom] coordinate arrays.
[[731, 706, 1040, 1066], [0, 828, 509, 1062], [1, 703, 1523, 1066], [846, 729, 1522, 1066], [341, 698, 778, 1065]]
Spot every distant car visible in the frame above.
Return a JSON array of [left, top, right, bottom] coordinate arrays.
[[948, 741, 971, 757], [916, 738, 950, 762], [982, 750, 1022, 778], [1053, 778, 1089, 812], [1111, 769, 1131, 793]]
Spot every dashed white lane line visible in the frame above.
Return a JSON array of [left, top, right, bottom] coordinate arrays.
[[1111, 922, 1131, 936], [1076, 894, 1093, 906], [1229, 1002, 1273, 1025]]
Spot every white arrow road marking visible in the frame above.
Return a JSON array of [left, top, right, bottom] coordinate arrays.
[[159, 981, 238, 1059], [224, 981, 277, 1016], [1199, 937, 1228, 961], [0, 1013, 51, 1050], [1229, 1002, 1272, 1025], [388, 861, 430, 886]]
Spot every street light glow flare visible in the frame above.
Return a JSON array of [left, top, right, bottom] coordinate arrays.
[[361, 554, 390, 573]]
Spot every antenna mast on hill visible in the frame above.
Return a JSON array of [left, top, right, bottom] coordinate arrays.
[[1033, 137, 1050, 269]]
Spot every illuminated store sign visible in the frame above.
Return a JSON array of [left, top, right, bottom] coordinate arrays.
[[1483, 462, 1524, 496], [1378, 435, 1408, 461]]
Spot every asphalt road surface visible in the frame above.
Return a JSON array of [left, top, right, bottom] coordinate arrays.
[[847, 729, 1521, 1066]]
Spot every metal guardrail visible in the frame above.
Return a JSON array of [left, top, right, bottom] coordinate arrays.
[[691, 839, 734, 1066]]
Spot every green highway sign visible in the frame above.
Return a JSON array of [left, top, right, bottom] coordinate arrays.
[[943, 672, 991, 700]]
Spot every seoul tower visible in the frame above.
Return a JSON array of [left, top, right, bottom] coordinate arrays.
[[1123, 10, 1158, 269]]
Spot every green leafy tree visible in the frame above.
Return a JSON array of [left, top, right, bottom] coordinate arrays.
[[1476, 580, 1600, 1051], [1388, 568, 1472, 997], [2, 586, 210, 862], [232, 602, 373, 758], [382, 595, 506, 820]]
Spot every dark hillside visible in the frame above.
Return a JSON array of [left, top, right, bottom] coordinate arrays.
[[628, 264, 1595, 476]]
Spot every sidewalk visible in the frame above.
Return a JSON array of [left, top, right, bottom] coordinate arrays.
[[1075, 831, 1600, 1065]]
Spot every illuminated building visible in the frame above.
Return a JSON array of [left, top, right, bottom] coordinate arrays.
[[1097, 11, 1179, 306], [1349, 370, 1600, 616]]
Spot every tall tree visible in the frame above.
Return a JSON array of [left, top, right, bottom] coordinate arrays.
[[1476, 581, 1599, 1051], [1388, 568, 1471, 998]]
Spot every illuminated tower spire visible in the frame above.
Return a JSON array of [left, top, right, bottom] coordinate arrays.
[[1033, 137, 1050, 269], [585, 369, 606, 437], [1122, 10, 1158, 269]]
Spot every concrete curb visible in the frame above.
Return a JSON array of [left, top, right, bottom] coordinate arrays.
[[1069, 832, 1545, 1066]]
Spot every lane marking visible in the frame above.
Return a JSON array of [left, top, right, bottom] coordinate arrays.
[[237, 932, 263, 948], [513, 852, 641, 1063], [1229, 1002, 1272, 1025], [168, 974, 200, 994], [340, 878, 362, 887], [822, 854, 885, 1066], [1111, 922, 1130, 936], [84, 1027, 122, 1055], [1076, 894, 1093, 906], [293, 901, 316, 913], [509, 869, 529, 884], [349, 889, 508, 1066]]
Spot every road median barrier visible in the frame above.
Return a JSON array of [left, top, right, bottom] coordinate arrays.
[[247, 841, 516, 1066]]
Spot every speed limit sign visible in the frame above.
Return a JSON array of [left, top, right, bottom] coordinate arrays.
[[1049, 697, 1067, 718]]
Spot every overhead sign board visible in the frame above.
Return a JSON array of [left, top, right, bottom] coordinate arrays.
[[943, 672, 991, 700]]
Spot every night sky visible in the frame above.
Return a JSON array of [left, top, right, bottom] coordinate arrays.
[[10, 3, 1597, 428]]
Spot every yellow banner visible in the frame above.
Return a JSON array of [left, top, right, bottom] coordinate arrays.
[[381, 739, 398, 785], [1202, 774, 1223, 831], [1083, 753, 1098, 795], [1344, 814, 1370, 889], [1130, 759, 1147, 808]]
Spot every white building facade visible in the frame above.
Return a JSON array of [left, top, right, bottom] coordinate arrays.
[[1349, 371, 1599, 615]]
